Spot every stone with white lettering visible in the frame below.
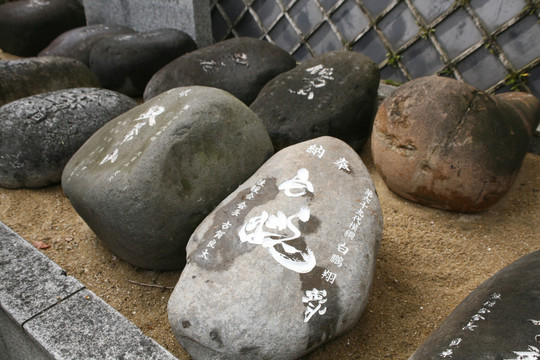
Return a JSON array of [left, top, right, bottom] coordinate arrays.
[[144, 37, 297, 105], [250, 50, 380, 151], [88, 28, 197, 97], [62, 86, 273, 270], [0, 57, 100, 107], [0, 88, 137, 188], [168, 136, 383, 359], [38, 24, 135, 66], [0, 0, 85, 56], [409, 249, 540, 360], [372, 76, 540, 212]]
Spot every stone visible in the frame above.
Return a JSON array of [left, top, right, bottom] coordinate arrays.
[[62, 86, 274, 270], [0, 0, 85, 56], [0, 88, 137, 189], [0, 56, 100, 107], [409, 249, 540, 360], [371, 76, 540, 213], [144, 37, 297, 105], [168, 136, 383, 359], [250, 51, 380, 151], [38, 24, 135, 66], [88, 28, 198, 97], [83, 0, 212, 47]]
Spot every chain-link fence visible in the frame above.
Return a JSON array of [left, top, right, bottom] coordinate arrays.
[[210, 0, 540, 100]]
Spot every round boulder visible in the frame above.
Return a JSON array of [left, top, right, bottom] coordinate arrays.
[[0, 0, 85, 56], [0, 56, 100, 107], [38, 24, 135, 66], [62, 86, 274, 270], [0, 88, 137, 189], [143, 37, 297, 104], [371, 76, 540, 212], [88, 28, 198, 97]]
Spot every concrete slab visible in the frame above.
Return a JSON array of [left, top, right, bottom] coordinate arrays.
[[83, 0, 212, 47]]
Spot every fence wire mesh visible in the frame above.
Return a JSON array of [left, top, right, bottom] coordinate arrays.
[[210, 0, 540, 99]]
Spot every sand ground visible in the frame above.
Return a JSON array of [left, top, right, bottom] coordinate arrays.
[[1, 138, 538, 359]]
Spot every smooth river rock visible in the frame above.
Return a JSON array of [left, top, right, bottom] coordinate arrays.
[[38, 24, 135, 66], [0, 0, 85, 56], [371, 76, 540, 213], [251, 50, 380, 151], [62, 86, 274, 270], [0, 57, 100, 107], [168, 136, 383, 359], [144, 37, 297, 104], [89, 28, 198, 97], [0, 88, 137, 188], [409, 249, 540, 359]]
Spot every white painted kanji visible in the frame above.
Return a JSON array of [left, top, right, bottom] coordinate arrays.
[[302, 288, 328, 323], [278, 168, 314, 197]]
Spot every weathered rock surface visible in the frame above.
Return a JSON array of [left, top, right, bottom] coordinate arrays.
[[168, 136, 383, 359], [409, 249, 540, 360], [371, 76, 540, 213], [0, 88, 137, 189], [62, 86, 274, 270], [0, 0, 85, 56], [88, 28, 197, 97], [0, 57, 100, 107], [38, 24, 135, 66], [251, 51, 380, 151], [144, 37, 296, 104]]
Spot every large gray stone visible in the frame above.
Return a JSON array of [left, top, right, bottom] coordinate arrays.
[[0, 56, 100, 107], [409, 249, 540, 360], [144, 37, 297, 105], [0, 88, 137, 188], [89, 28, 198, 97], [250, 50, 380, 151], [62, 86, 274, 270], [83, 0, 212, 47], [168, 136, 383, 359], [38, 24, 135, 66], [0, 0, 85, 56]]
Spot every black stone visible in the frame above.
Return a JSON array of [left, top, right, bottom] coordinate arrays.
[[409, 249, 540, 359], [88, 28, 197, 97], [38, 24, 135, 66], [0, 57, 100, 107], [250, 50, 380, 151], [0, 0, 85, 56], [0, 88, 137, 188], [143, 37, 297, 105]]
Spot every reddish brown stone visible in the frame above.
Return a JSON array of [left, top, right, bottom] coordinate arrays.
[[371, 76, 540, 213]]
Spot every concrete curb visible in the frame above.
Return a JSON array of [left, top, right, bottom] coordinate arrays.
[[0, 221, 177, 360]]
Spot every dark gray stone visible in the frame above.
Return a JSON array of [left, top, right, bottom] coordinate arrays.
[[250, 50, 380, 151], [0, 88, 137, 189], [88, 28, 198, 97], [144, 37, 297, 105], [0, 0, 85, 56], [0, 56, 101, 107], [38, 24, 135, 66], [409, 249, 540, 360], [168, 136, 383, 359], [62, 86, 274, 270]]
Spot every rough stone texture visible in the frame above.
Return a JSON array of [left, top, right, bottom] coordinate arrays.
[[144, 37, 297, 105], [83, 0, 212, 47], [62, 86, 274, 270], [0, 88, 137, 189], [0, 0, 85, 56], [409, 249, 540, 360], [89, 28, 198, 97], [38, 24, 135, 66], [371, 76, 540, 213], [0, 56, 101, 107], [168, 136, 383, 359], [250, 51, 380, 151]]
